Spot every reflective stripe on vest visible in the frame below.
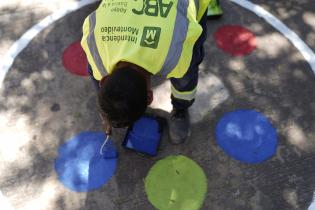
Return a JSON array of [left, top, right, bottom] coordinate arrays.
[[166, 0, 202, 78], [195, 0, 200, 15], [87, 12, 107, 77], [159, 0, 189, 76], [171, 84, 197, 101]]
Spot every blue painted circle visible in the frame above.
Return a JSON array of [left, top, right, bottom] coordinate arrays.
[[55, 132, 117, 192], [215, 109, 278, 164]]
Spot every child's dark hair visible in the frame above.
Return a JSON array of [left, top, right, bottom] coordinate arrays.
[[98, 66, 148, 128]]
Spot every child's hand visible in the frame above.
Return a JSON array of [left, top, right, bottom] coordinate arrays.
[[100, 113, 112, 135]]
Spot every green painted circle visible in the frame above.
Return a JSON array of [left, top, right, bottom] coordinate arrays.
[[145, 155, 208, 210]]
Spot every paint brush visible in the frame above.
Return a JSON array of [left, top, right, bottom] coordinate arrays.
[[99, 135, 118, 159]]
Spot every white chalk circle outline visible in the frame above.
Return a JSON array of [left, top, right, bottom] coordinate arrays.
[[0, 0, 98, 89], [1, 0, 315, 89]]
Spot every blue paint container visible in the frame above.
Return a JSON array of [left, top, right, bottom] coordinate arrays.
[[122, 116, 162, 156], [215, 109, 278, 164]]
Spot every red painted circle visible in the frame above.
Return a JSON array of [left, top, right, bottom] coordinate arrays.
[[214, 25, 256, 56], [62, 41, 88, 76]]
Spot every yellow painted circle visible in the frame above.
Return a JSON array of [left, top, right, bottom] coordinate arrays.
[[145, 155, 207, 210]]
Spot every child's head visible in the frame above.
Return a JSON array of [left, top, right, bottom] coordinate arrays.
[[98, 66, 148, 128]]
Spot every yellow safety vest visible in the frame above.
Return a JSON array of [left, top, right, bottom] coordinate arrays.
[[81, 0, 210, 81]]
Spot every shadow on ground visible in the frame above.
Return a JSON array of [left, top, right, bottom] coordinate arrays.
[[251, 0, 315, 51], [0, 1, 315, 210]]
